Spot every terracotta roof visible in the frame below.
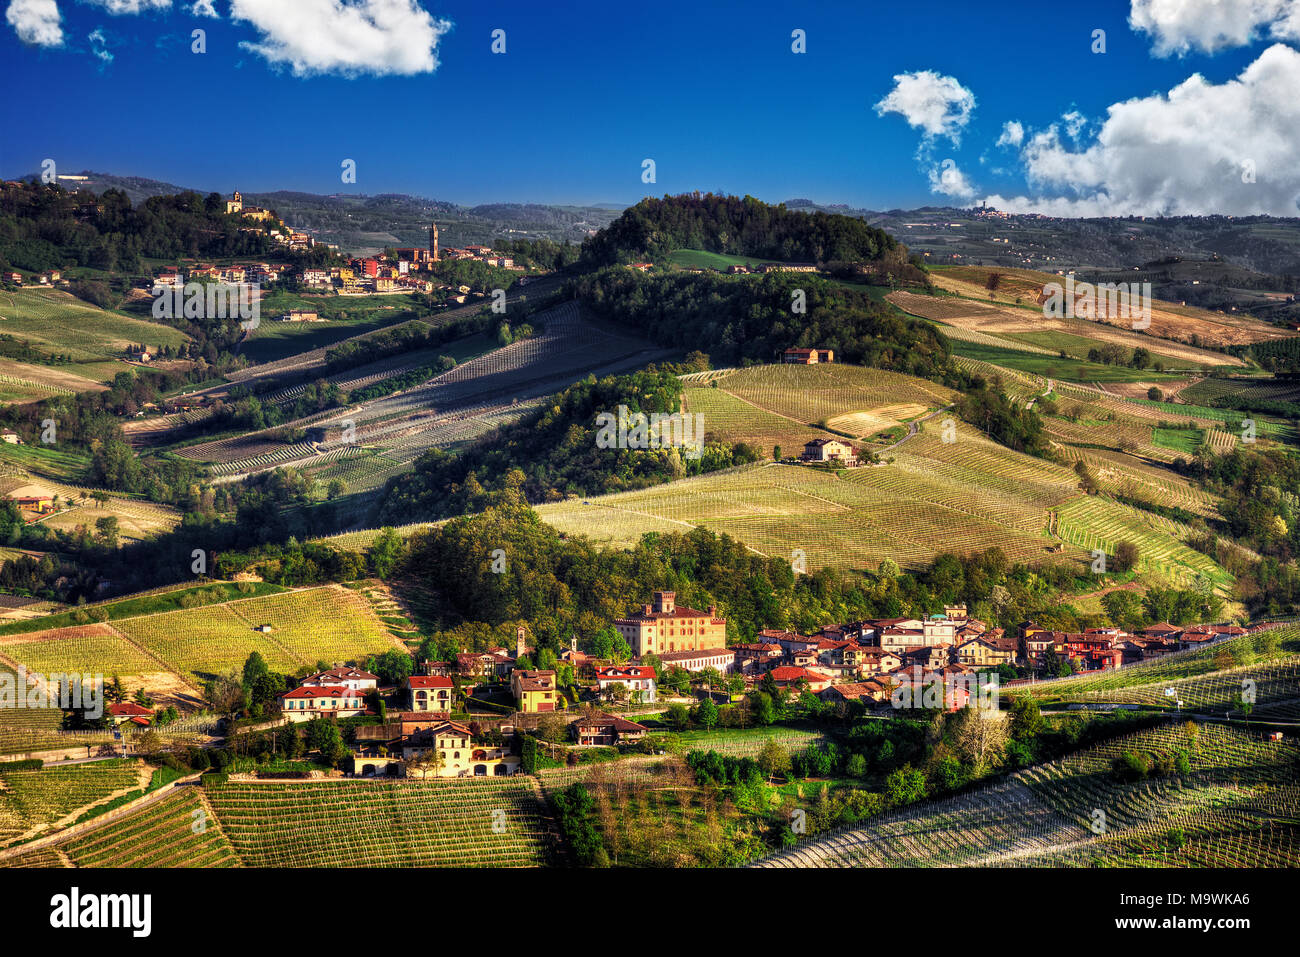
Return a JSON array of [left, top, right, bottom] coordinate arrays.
[[406, 675, 453, 689], [595, 666, 656, 680], [281, 685, 364, 700], [574, 712, 648, 733], [108, 701, 152, 717]]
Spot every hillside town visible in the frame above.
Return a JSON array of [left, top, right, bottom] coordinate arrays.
[[134, 588, 1263, 782]]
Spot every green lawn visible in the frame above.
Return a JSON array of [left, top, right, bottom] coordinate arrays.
[[666, 249, 770, 270], [999, 330, 1202, 370]]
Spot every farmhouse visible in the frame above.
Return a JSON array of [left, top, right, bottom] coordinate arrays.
[[0, 430, 21, 444], [783, 347, 834, 363], [801, 438, 857, 465], [278, 685, 368, 722], [613, 591, 727, 656], [819, 679, 891, 706], [106, 701, 153, 727], [571, 713, 649, 746], [4, 483, 56, 514]]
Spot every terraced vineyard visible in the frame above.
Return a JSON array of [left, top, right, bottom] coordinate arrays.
[[0, 759, 145, 847], [202, 778, 553, 867], [756, 724, 1297, 868], [0, 624, 165, 680], [1052, 495, 1231, 589], [64, 789, 239, 868]]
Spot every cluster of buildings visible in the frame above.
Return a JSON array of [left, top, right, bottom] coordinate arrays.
[[260, 590, 1262, 776], [392, 223, 522, 271]]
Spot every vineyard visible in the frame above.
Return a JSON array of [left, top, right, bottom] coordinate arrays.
[[0, 759, 145, 847], [201, 778, 553, 867], [0, 585, 399, 695], [755, 724, 1298, 868], [0, 288, 188, 366], [64, 789, 240, 868], [1052, 495, 1231, 590]]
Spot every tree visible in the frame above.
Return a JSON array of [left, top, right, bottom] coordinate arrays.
[[757, 739, 791, 783], [242, 651, 269, 691], [367, 648, 414, 687], [950, 707, 1009, 772], [1114, 541, 1140, 573], [305, 718, 345, 765], [665, 702, 690, 730], [884, 765, 928, 807], [1008, 695, 1043, 741], [694, 698, 719, 730], [1147, 386, 1163, 401]]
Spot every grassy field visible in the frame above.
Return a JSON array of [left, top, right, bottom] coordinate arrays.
[[949, 341, 1191, 384], [666, 248, 771, 270], [1151, 426, 1204, 454]]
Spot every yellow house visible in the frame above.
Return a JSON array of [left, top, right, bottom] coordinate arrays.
[[510, 670, 558, 713], [401, 720, 520, 777]]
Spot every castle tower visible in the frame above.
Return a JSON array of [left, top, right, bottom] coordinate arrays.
[[429, 222, 439, 262]]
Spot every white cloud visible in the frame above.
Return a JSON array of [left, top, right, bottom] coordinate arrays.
[[6, 0, 63, 46], [983, 43, 1300, 217], [928, 160, 977, 200], [188, 0, 217, 16], [80, 0, 171, 12], [996, 120, 1024, 148], [230, 0, 453, 77], [874, 70, 976, 143], [1061, 110, 1087, 140], [1129, 0, 1300, 56], [88, 25, 112, 60]]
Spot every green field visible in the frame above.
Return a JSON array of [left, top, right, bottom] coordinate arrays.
[[1151, 426, 1204, 453], [0, 288, 188, 366], [950, 341, 1189, 384], [0, 759, 143, 847], [666, 248, 771, 270], [538, 419, 1090, 573]]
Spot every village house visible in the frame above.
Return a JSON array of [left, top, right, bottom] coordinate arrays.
[[819, 679, 891, 707], [511, 670, 558, 713], [733, 642, 784, 674], [594, 665, 657, 702], [0, 430, 21, 445], [613, 591, 727, 656], [654, 648, 734, 676], [404, 674, 454, 714], [765, 666, 832, 694], [400, 720, 520, 778], [106, 701, 153, 727], [571, 712, 649, 746], [278, 685, 368, 722], [4, 483, 56, 514], [954, 633, 1018, 667]]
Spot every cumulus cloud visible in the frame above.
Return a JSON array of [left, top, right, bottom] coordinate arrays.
[[6, 0, 63, 45], [983, 43, 1300, 216], [996, 120, 1024, 148], [1129, 0, 1300, 56], [1061, 110, 1087, 140], [230, 0, 453, 76], [874, 70, 976, 143], [81, 0, 171, 12], [928, 160, 977, 200], [188, 0, 217, 15]]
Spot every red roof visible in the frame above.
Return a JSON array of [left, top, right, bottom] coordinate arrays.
[[595, 666, 656, 680], [108, 701, 152, 717], [281, 685, 364, 700], [406, 675, 453, 689], [768, 666, 827, 684]]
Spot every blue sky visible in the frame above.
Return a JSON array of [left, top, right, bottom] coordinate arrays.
[[2, 0, 1298, 214]]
